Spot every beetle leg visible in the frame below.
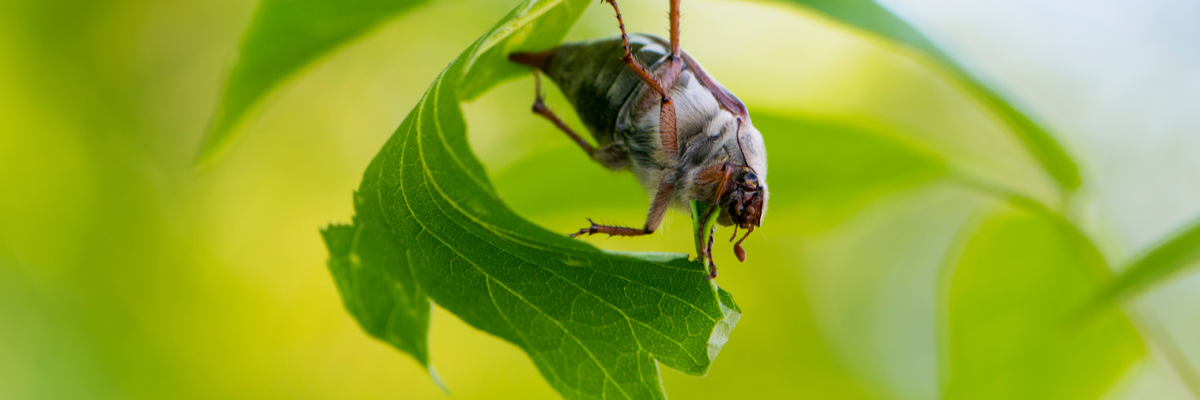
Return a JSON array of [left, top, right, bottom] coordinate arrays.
[[602, 0, 670, 99], [696, 160, 729, 273], [530, 72, 595, 156], [602, 0, 684, 161], [669, 0, 681, 57], [571, 176, 674, 238], [657, 60, 682, 160], [660, 0, 684, 159], [700, 163, 735, 224]]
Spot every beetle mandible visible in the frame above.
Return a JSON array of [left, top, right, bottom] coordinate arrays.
[[509, 0, 768, 279]]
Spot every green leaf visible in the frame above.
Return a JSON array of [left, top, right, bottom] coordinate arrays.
[[1097, 217, 1200, 304], [943, 205, 1143, 400], [770, 0, 1082, 191], [324, 1, 742, 398], [198, 0, 430, 164], [321, 221, 431, 368]]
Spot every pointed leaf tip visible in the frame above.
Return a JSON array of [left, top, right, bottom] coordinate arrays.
[[200, 0, 432, 164]]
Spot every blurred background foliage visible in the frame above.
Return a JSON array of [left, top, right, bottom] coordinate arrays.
[[2, 0, 1199, 399]]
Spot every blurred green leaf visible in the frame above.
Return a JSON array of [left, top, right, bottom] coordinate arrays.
[[944, 205, 1143, 400], [1098, 217, 1200, 304], [750, 111, 946, 233], [771, 0, 1082, 191], [323, 1, 741, 398], [198, 0, 431, 164]]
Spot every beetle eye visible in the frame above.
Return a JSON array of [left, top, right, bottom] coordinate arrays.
[[744, 172, 758, 188]]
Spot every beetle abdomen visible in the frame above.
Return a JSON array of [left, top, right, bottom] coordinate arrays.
[[511, 35, 670, 147]]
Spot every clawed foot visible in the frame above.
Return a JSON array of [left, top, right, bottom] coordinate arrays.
[[569, 218, 602, 238]]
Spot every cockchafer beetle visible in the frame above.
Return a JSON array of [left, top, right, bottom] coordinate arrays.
[[510, 0, 768, 279]]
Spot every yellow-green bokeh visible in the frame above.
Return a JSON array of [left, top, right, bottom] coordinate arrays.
[[0, 0, 1179, 399]]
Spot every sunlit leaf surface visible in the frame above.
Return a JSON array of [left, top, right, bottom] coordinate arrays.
[[199, 0, 430, 164], [944, 206, 1143, 400], [772, 0, 1082, 191], [322, 1, 741, 398]]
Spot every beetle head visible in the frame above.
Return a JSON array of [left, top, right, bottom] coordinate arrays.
[[724, 166, 764, 230], [719, 117, 768, 262]]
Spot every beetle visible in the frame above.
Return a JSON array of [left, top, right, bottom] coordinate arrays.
[[509, 0, 767, 279]]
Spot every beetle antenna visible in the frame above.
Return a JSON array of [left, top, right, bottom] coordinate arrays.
[[733, 225, 752, 262]]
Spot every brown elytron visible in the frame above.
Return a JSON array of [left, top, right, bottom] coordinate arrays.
[[509, 0, 768, 279]]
